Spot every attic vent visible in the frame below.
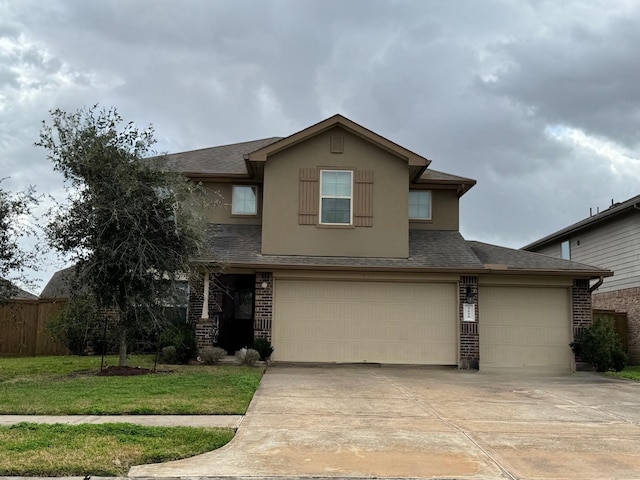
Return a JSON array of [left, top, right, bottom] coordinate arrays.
[[330, 135, 344, 154]]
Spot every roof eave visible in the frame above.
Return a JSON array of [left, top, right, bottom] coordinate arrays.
[[523, 200, 640, 250], [191, 259, 610, 279]]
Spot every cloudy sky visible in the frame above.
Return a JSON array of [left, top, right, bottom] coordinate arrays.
[[2, 0, 639, 294]]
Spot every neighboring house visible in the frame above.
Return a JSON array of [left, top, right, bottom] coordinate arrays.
[[164, 114, 609, 373], [40, 266, 75, 300], [41, 266, 190, 319], [523, 194, 640, 363], [0, 278, 38, 300]]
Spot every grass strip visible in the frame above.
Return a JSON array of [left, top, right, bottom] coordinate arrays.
[[0, 422, 234, 476], [607, 366, 640, 381]]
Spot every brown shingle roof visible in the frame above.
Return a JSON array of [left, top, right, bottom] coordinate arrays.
[[164, 137, 283, 176], [0, 278, 38, 300], [468, 241, 611, 275], [199, 224, 483, 271], [41, 228, 611, 296], [40, 266, 76, 299], [198, 224, 609, 277]]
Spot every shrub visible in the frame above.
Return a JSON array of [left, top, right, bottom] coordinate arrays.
[[159, 321, 198, 364], [236, 348, 260, 366], [160, 345, 178, 364], [571, 317, 627, 372], [252, 336, 274, 361], [200, 347, 227, 365], [45, 297, 118, 355], [612, 349, 628, 372]]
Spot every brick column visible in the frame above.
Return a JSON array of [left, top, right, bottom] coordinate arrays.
[[254, 272, 273, 341], [459, 275, 479, 369], [190, 272, 222, 350], [571, 279, 593, 366], [572, 279, 592, 336]]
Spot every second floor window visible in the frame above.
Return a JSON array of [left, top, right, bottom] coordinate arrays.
[[409, 190, 431, 220], [320, 170, 352, 224], [232, 185, 257, 215]]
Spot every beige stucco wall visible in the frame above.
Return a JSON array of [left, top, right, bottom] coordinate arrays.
[[409, 188, 459, 230], [261, 126, 409, 257], [201, 181, 262, 225]]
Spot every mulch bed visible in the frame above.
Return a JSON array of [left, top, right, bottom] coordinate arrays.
[[96, 366, 154, 376]]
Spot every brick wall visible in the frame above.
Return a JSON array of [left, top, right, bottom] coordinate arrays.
[[593, 286, 640, 364], [254, 272, 273, 341], [190, 273, 223, 350], [459, 275, 479, 369]]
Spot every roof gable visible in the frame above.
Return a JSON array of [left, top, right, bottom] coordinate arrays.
[[244, 115, 431, 180]]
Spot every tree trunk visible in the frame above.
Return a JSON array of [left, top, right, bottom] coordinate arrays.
[[118, 328, 128, 366]]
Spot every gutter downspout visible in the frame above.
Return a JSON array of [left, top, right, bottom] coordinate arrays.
[[589, 276, 604, 293]]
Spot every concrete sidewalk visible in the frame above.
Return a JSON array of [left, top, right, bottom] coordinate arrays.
[[0, 415, 242, 428]]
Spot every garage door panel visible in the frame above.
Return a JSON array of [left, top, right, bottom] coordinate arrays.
[[480, 286, 571, 372], [273, 280, 457, 364]]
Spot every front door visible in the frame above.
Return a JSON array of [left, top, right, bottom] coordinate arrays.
[[217, 274, 255, 354]]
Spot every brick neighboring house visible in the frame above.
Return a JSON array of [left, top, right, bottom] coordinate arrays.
[[523, 194, 640, 363], [161, 114, 611, 373]]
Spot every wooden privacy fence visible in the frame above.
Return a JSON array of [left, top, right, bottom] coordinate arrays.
[[0, 299, 69, 356], [593, 308, 629, 354]]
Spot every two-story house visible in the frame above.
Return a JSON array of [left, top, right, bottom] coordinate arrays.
[[523, 194, 640, 363], [164, 114, 610, 373]]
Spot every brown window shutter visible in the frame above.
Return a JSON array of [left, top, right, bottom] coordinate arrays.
[[298, 168, 319, 225], [354, 170, 373, 227]]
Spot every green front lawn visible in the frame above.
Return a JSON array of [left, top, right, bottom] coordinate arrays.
[[0, 355, 264, 414], [0, 422, 234, 476], [0, 355, 264, 476]]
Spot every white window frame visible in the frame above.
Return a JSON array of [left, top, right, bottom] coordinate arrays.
[[319, 170, 353, 225], [409, 190, 432, 220], [231, 185, 258, 216], [561, 240, 571, 260]]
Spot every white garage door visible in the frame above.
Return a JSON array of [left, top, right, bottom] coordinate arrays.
[[272, 280, 457, 364], [479, 286, 572, 373]]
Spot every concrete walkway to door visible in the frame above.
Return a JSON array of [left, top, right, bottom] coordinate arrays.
[[129, 365, 640, 479]]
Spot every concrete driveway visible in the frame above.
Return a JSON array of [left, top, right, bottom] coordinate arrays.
[[130, 365, 640, 479]]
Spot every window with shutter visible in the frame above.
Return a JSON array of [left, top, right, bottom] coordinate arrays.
[[354, 170, 373, 227], [298, 168, 373, 227], [298, 168, 319, 225]]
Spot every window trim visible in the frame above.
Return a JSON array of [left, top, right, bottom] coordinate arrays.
[[561, 240, 571, 260], [231, 185, 258, 216], [409, 190, 432, 221], [319, 169, 353, 225]]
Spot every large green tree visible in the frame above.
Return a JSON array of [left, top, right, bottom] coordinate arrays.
[[0, 181, 38, 303], [37, 106, 208, 365]]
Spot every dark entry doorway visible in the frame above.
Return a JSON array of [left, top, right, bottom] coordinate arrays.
[[217, 274, 255, 354]]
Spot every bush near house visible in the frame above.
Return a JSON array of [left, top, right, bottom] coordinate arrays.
[[252, 336, 274, 361], [199, 347, 227, 364], [159, 320, 198, 364], [571, 317, 628, 372]]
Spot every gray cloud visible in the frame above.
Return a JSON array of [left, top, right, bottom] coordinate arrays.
[[1, 0, 639, 293]]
